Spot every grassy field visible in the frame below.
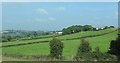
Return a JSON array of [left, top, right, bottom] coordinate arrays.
[[2, 29, 118, 59], [57, 28, 117, 39], [2, 38, 51, 46], [1, 28, 117, 46]]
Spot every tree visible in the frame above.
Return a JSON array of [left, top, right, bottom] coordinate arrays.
[[108, 34, 120, 61], [6, 35, 12, 41], [2, 35, 8, 42], [62, 25, 84, 35], [62, 25, 94, 35], [33, 32, 38, 37], [76, 38, 92, 60], [49, 38, 64, 59], [77, 38, 92, 53], [109, 26, 115, 28], [83, 25, 93, 31], [104, 26, 109, 29], [73, 25, 83, 33]]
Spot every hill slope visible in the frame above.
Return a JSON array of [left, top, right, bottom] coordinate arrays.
[[2, 28, 118, 59]]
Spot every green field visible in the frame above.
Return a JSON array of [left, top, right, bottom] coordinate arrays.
[[2, 28, 118, 60], [1, 28, 117, 46]]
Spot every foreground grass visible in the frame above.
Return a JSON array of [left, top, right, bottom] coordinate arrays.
[[2, 31, 118, 59], [2, 56, 27, 61]]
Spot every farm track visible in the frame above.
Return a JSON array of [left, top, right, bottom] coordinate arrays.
[[1, 30, 118, 48]]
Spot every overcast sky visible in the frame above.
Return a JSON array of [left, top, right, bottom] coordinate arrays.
[[2, 2, 118, 31]]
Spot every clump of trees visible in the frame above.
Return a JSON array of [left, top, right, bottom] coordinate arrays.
[[62, 25, 83, 35], [48, 37, 118, 61], [75, 38, 117, 61], [62, 25, 115, 35], [91, 47, 116, 61], [83, 25, 93, 31], [49, 38, 64, 60], [62, 25, 93, 35], [1, 30, 53, 42], [108, 33, 120, 62], [2, 35, 13, 42], [104, 26, 115, 29]]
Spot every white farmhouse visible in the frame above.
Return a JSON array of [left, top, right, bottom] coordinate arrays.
[[95, 27, 105, 30], [96, 28, 99, 30], [56, 31, 62, 34], [101, 27, 105, 30]]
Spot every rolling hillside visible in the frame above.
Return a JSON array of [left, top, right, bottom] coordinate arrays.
[[1, 28, 117, 46], [2, 28, 118, 60]]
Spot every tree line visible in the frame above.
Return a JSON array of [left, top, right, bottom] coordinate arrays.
[[62, 25, 115, 35], [1, 30, 52, 42], [62, 25, 93, 35], [2, 25, 115, 42]]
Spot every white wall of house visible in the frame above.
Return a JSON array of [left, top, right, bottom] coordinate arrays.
[[95, 27, 105, 30], [56, 32, 62, 34]]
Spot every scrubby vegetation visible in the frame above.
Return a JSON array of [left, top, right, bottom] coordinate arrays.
[[74, 38, 117, 61]]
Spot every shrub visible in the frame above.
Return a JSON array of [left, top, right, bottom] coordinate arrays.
[[92, 46, 103, 60]]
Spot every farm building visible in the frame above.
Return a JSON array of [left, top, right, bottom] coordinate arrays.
[[95, 27, 105, 30], [56, 31, 63, 34]]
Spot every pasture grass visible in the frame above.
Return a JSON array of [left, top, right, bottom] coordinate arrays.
[[2, 30, 118, 58], [1, 28, 117, 46]]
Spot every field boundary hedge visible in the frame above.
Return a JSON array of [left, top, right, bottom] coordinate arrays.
[[2, 54, 51, 61], [2, 53, 117, 61]]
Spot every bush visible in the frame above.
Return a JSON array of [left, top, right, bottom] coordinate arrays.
[[49, 38, 64, 59], [92, 46, 104, 61]]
